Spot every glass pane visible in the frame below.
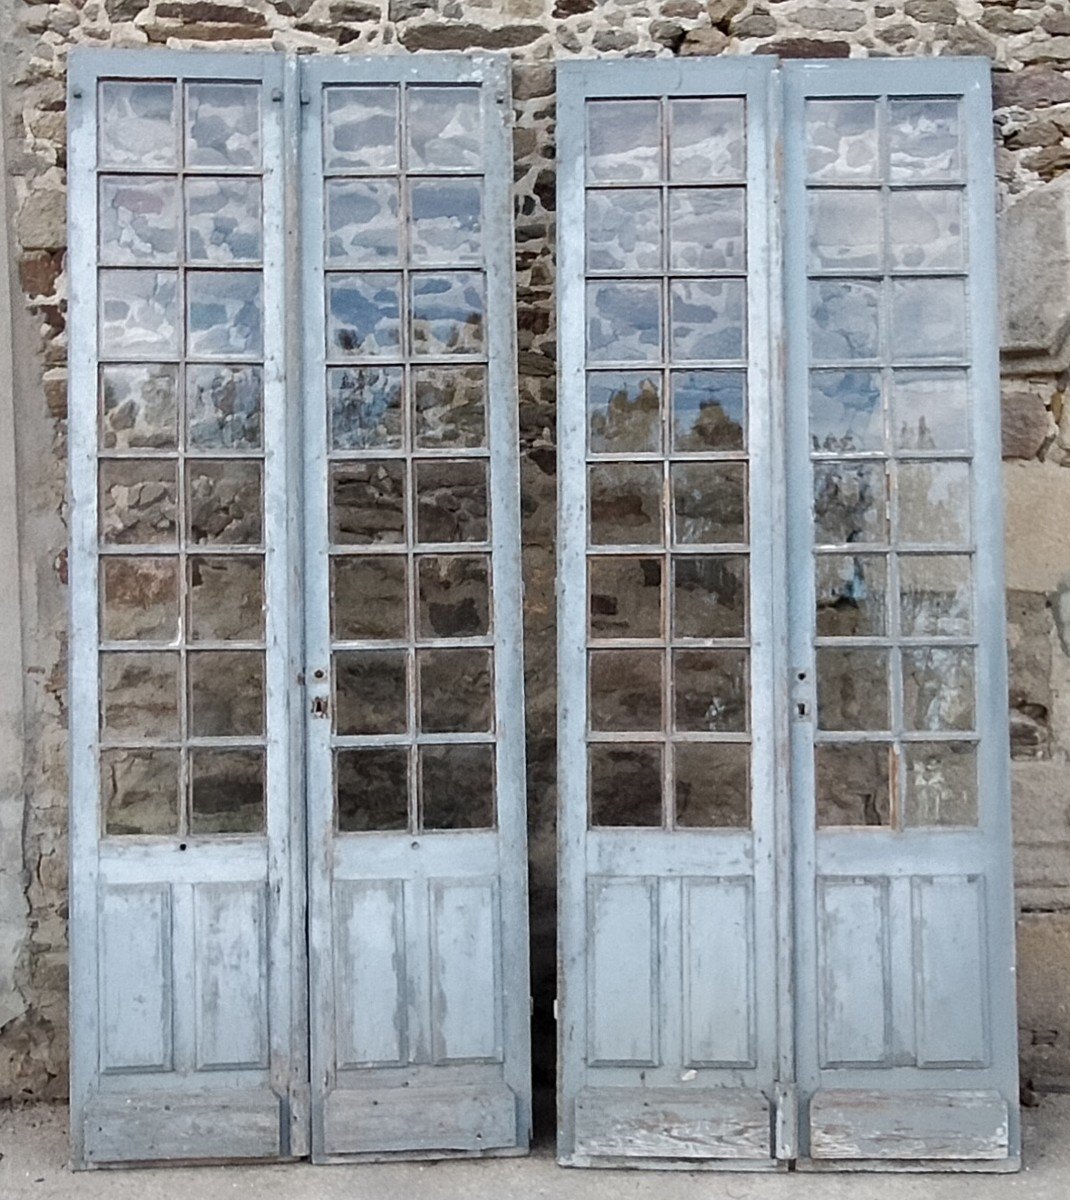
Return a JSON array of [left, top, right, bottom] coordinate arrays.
[[187, 364, 262, 449], [813, 461, 887, 546], [805, 99, 879, 181], [332, 555, 408, 640], [99, 82, 178, 169], [99, 269, 179, 358], [903, 742, 977, 827], [888, 189, 964, 271], [188, 556, 264, 642], [589, 649, 663, 732], [897, 461, 970, 546], [411, 272, 485, 356], [815, 553, 888, 637], [675, 742, 749, 827], [587, 99, 661, 183], [407, 86, 481, 172], [413, 366, 486, 449], [891, 279, 967, 362], [586, 189, 661, 273], [672, 554, 747, 639], [418, 647, 493, 733], [671, 370, 745, 452], [586, 281, 661, 363], [331, 461, 406, 545], [902, 646, 975, 732], [815, 743, 890, 826], [891, 369, 969, 452], [100, 459, 178, 546], [190, 748, 265, 834], [325, 178, 399, 267], [187, 460, 263, 546], [808, 190, 881, 271], [673, 648, 748, 733], [101, 651, 180, 739], [670, 188, 745, 273], [809, 280, 880, 363], [809, 369, 883, 453], [415, 459, 488, 544], [672, 462, 747, 544], [589, 556, 662, 640], [888, 99, 961, 182], [324, 86, 398, 172], [185, 82, 261, 169], [589, 463, 662, 546], [327, 272, 402, 358], [185, 178, 262, 263], [334, 649, 407, 735], [188, 650, 264, 737], [421, 744, 495, 830], [101, 748, 180, 836], [670, 279, 745, 362], [589, 744, 663, 827], [669, 98, 744, 182], [337, 747, 408, 832], [101, 363, 178, 450], [417, 554, 490, 639], [187, 271, 264, 359], [410, 179, 482, 265], [101, 556, 180, 643], [328, 365, 403, 450], [99, 176, 180, 265], [587, 371, 661, 454], [816, 647, 890, 731], [899, 553, 972, 637]]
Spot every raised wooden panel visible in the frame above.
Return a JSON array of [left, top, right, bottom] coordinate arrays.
[[913, 875, 988, 1068], [335, 879, 407, 1069], [587, 877, 659, 1067], [818, 877, 890, 1068], [683, 878, 755, 1069], [809, 1089, 1008, 1161], [574, 1087, 771, 1160], [430, 879, 502, 1065], [99, 883, 173, 1074], [193, 882, 268, 1071]]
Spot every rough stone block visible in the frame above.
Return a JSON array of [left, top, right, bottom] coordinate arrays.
[[1004, 463, 1070, 592], [1002, 390, 1050, 459], [994, 67, 1070, 111], [15, 189, 65, 252], [1019, 912, 1070, 1086], [1012, 762, 1070, 849]]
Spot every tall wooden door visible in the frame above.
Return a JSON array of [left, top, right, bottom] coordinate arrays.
[[556, 55, 1019, 1172]]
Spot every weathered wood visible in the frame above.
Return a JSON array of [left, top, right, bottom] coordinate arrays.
[[574, 1087, 772, 1160], [809, 1089, 1009, 1160]]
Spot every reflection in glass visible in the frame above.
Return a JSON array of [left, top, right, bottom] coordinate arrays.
[[337, 747, 408, 832], [418, 555, 490, 639], [326, 272, 402, 358], [589, 744, 662, 827], [888, 189, 964, 271], [100, 459, 178, 546], [904, 742, 977, 827], [669, 98, 745, 182], [671, 370, 745, 451], [188, 650, 264, 737], [101, 363, 178, 450], [188, 556, 264, 642], [589, 463, 662, 546], [669, 188, 745, 273], [323, 86, 398, 171], [587, 372, 661, 454], [99, 82, 178, 169], [325, 178, 399, 266], [102, 556, 180, 643], [187, 271, 264, 358], [808, 190, 881, 271], [328, 365, 403, 450], [672, 555, 747, 639], [675, 742, 749, 827], [805, 99, 879, 181], [897, 461, 970, 546], [414, 366, 486, 448], [816, 647, 890, 731], [416, 459, 488, 543], [809, 369, 882, 453], [586, 188, 661, 273], [418, 647, 493, 733], [185, 82, 261, 169], [587, 281, 661, 363], [101, 651, 180, 740], [99, 176, 180, 264], [815, 743, 890, 826], [891, 279, 966, 362], [187, 460, 263, 546], [891, 369, 969, 452], [670, 279, 745, 362], [589, 649, 663, 732], [334, 649, 407, 735], [421, 743, 495, 830], [190, 748, 265, 834], [589, 556, 662, 640], [411, 272, 485, 355], [101, 748, 180, 836], [587, 99, 661, 183], [407, 86, 482, 172], [809, 280, 880, 363], [187, 364, 262, 449], [899, 553, 972, 637], [672, 462, 746, 544], [812, 461, 886, 545], [99, 269, 179, 358], [815, 553, 887, 637], [186, 177, 262, 263], [330, 461, 406, 545], [888, 99, 961, 182], [410, 178, 482, 264], [673, 648, 748, 732], [902, 646, 975, 732], [332, 555, 408, 641]]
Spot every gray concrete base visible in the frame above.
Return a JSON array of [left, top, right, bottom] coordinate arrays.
[[2, 1098, 1070, 1199]]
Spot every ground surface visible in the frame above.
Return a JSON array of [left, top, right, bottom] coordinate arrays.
[[2, 1098, 1068, 1198]]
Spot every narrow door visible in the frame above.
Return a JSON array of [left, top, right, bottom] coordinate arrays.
[[68, 50, 307, 1165], [300, 56, 533, 1161], [784, 58, 1019, 1168], [556, 58, 789, 1168]]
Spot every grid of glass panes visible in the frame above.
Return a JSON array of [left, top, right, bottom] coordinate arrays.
[[321, 84, 495, 833], [583, 96, 751, 830], [805, 95, 977, 829], [96, 78, 267, 837]]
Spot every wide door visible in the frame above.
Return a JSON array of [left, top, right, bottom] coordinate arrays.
[[300, 56, 532, 1161]]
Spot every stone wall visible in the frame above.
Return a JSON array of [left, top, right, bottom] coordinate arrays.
[[5, 0, 1070, 1099]]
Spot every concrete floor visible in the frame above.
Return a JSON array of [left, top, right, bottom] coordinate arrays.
[[1, 1099, 1068, 1199]]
